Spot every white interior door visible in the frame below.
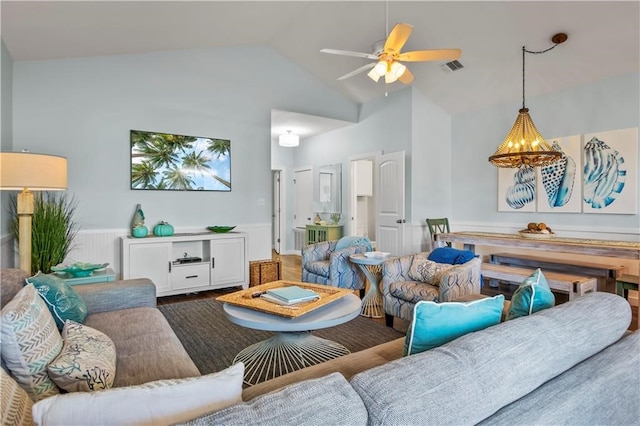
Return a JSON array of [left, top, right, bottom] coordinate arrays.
[[272, 170, 281, 254], [293, 167, 313, 228], [376, 151, 405, 256]]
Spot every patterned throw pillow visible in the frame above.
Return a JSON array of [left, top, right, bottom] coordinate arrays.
[[48, 321, 116, 392], [1, 368, 33, 426], [0, 284, 62, 401], [26, 272, 88, 330], [408, 253, 455, 285], [506, 268, 555, 320]]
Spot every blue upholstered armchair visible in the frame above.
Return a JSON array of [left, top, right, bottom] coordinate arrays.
[[382, 251, 482, 326], [301, 237, 372, 290]]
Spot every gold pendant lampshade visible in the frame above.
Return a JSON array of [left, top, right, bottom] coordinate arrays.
[[489, 33, 568, 168]]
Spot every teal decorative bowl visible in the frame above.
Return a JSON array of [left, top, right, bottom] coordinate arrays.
[[206, 226, 236, 233], [51, 262, 109, 277]]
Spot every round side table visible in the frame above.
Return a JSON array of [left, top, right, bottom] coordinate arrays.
[[349, 253, 390, 318]]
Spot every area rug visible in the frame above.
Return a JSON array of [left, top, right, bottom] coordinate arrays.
[[158, 298, 404, 376]]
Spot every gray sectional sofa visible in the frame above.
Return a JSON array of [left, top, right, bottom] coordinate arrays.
[[188, 291, 638, 426], [2, 267, 638, 425]]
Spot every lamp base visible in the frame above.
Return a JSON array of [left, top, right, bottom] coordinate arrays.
[[17, 189, 34, 274]]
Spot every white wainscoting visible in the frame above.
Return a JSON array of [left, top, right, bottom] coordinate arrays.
[[2, 224, 273, 278]]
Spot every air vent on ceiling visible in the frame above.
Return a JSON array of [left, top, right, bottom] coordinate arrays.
[[440, 60, 464, 73]]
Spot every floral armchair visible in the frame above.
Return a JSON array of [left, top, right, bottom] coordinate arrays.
[[381, 251, 482, 326], [301, 237, 372, 290]]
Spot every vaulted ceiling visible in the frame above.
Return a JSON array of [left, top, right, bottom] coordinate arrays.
[[2, 1, 638, 137]]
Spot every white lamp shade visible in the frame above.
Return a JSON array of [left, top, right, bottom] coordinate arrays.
[[278, 132, 299, 147], [0, 152, 68, 190]]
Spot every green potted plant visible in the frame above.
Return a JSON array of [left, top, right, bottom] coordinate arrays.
[[9, 192, 79, 274]]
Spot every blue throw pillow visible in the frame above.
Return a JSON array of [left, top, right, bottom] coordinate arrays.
[[25, 272, 88, 330], [427, 247, 476, 265], [404, 295, 505, 356], [506, 268, 555, 321], [334, 236, 372, 251]]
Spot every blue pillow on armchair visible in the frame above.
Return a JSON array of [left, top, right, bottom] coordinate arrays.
[[428, 247, 476, 265]]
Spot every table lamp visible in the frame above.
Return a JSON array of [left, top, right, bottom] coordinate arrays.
[[0, 152, 68, 273]]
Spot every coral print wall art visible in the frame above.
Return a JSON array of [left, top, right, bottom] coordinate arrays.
[[582, 127, 637, 214], [536, 135, 582, 213], [130, 130, 231, 192], [498, 165, 536, 212]]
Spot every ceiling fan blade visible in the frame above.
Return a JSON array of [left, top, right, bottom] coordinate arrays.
[[398, 67, 414, 85], [398, 48, 462, 62], [384, 23, 413, 54], [320, 48, 378, 60], [337, 62, 376, 80]]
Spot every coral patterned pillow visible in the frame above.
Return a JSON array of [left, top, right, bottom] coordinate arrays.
[[48, 321, 116, 392], [408, 254, 455, 285]]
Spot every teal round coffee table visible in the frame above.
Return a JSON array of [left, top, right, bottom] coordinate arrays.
[[223, 293, 361, 386]]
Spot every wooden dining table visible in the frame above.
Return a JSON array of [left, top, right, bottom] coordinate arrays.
[[436, 231, 640, 260]]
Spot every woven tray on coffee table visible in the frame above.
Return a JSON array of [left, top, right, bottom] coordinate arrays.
[[216, 280, 353, 318]]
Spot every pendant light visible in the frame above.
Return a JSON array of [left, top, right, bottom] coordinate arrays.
[[489, 33, 568, 168]]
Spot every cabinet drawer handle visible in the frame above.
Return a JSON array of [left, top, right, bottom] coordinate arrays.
[[211, 257, 215, 268], [186, 275, 198, 279]]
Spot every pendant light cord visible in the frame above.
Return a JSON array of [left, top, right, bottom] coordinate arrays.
[[521, 39, 564, 110]]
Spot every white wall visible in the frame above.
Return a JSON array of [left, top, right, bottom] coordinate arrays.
[[7, 45, 359, 270], [1, 41, 14, 266], [451, 72, 640, 235]]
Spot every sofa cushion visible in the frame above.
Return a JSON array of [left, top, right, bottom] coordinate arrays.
[[0, 368, 33, 426], [26, 272, 88, 330], [83, 307, 200, 386], [479, 331, 640, 425], [389, 280, 439, 304], [32, 363, 244, 426], [305, 260, 330, 277], [350, 292, 631, 425], [428, 247, 476, 265], [407, 254, 454, 284], [404, 295, 505, 355], [506, 268, 555, 320], [47, 320, 116, 392], [0, 284, 62, 401], [0, 269, 30, 310], [179, 372, 368, 426]]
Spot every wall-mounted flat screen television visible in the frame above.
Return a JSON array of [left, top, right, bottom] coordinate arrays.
[[130, 129, 231, 191]]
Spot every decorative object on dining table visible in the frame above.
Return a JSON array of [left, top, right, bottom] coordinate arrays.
[[217, 280, 351, 319], [51, 262, 109, 278], [314, 213, 322, 225], [153, 221, 174, 237], [518, 222, 555, 239], [206, 225, 236, 233]]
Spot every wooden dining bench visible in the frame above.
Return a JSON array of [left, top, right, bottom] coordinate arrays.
[[489, 253, 627, 293], [481, 263, 597, 301]]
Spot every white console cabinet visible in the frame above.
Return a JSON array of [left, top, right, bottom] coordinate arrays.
[[121, 232, 249, 297]]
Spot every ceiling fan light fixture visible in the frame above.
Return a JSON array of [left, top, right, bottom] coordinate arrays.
[[368, 60, 387, 82], [279, 130, 299, 147], [390, 61, 406, 78]]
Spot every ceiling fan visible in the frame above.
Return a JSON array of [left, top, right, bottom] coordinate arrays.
[[321, 23, 461, 85]]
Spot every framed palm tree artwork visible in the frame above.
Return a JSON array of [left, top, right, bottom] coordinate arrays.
[[130, 130, 231, 191]]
